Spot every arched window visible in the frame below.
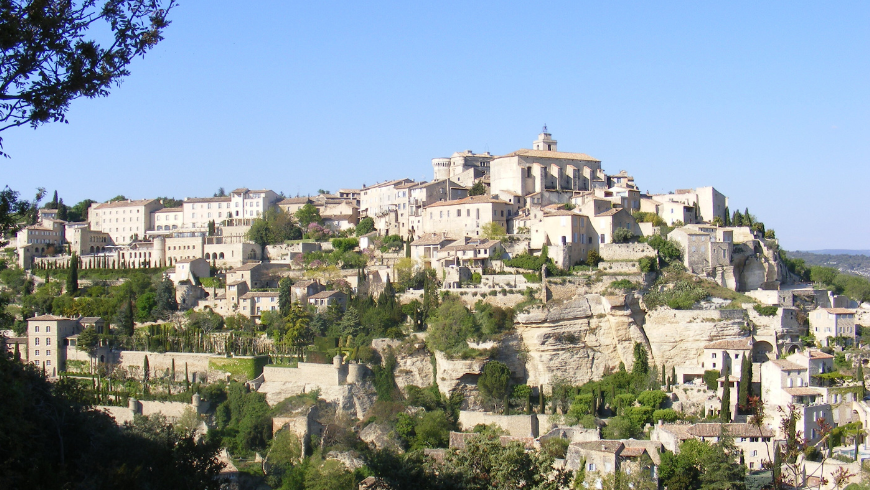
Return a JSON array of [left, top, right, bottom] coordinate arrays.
[[205, 253, 211, 260], [90, 246, 94, 253], [218, 252, 225, 259]]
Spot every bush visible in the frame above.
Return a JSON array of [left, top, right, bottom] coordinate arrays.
[[643, 280, 707, 310], [637, 389, 668, 409], [652, 408, 682, 423], [540, 438, 569, 459], [609, 279, 637, 292], [613, 228, 634, 243], [471, 272, 482, 284], [639, 256, 657, 273], [753, 304, 778, 316], [647, 235, 682, 262]]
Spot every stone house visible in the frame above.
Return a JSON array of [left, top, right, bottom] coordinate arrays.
[[702, 338, 752, 378], [151, 206, 183, 231], [810, 308, 857, 346], [239, 291, 279, 321], [651, 422, 774, 471], [291, 279, 323, 303], [88, 198, 163, 245], [422, 195, 518, 237], [436, 239, 502, 269], [410, 234, 457, 268], [668, 227, 732, 275], [651, 186, 728, 224], [26, 315, 110, 377], [566, 440, 662, 483], [181, 197, 231, 230], [169, 258, 210, 285], [307, 290, 347, 311], [589, 208, 639, 245], [528, 208, 597, 268]]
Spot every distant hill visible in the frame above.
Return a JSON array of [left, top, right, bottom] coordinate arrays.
[[788, 250, 870, 278], [804, 249, 870, 257]]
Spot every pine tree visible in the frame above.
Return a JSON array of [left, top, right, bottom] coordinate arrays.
[[738, 355, 752, 412], [66, 252, 78, 295], [721, 376, 731, 421]]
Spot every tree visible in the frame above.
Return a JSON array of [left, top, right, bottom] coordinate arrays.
[[66, 253, 78, 295], [295, 203, 322, 228], [468, 181, 486, 196], [723, 206, 731, 226], [143, 355, 150, 385], [207, 220, 215, 236], [477, 361, 511, 412], [613, 227, 634, 243], [721, 377, 731, 421], [56, 199, 67, 221], [283, 303, 312, 360], [67, 198, 95, 222], [152, 277, 177, 319], [0, 0, 177, 153], [355, 216, 375, 236], [76, 326, 99, 369], [738, 355, 752, 412], [481, 221, 507, 241], [214, 187, 226, 197], [0, 186, 45, 237], [632, 342, 649, 376], [857, 361, 866, 399], [278, 278, 292, 317], [338, 306, 361, 337]]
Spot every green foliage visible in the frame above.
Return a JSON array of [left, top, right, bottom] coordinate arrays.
[[632, 342, 649, 376], [246, 208, 303, 247], [602, 415, 641, 439], [659, 437, 746, 490], [208, 356, 268, 380], [721, 373, 731, 421], [753, 304, 778, 316], [652, 408, 682, 423], [372, 352, 398, 402], [331, 237, 359, 253], [541, 437, 570, 459], [637, 389, 667, 409], [633, 211, 666, 226], [643, 280, 708, 310], [738, 355, 752, 412], [505, 251, 550, 271], [477, 361, 512, 411], [481, 221, 507, 241], [647, 234, 682, 262], [613, 227, 634, 243], [295, 203, 323, 228], [471, 272, 482, 284], [355, 217, 375, 236], [214, 381, 273, 454], [66, 253, 78, 295], [587, 250, 603, 266], [703, 370, 720, 391], [638, 256, 658, 273], [468, 181, 487, 196], [0, 348, 224, 488], [609, 279, 638, 291]]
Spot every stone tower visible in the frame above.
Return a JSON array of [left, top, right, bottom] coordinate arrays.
[[533, 125, 558, 152], [432, 157, 451, 180]]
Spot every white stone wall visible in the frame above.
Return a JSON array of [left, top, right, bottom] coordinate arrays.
[[598, 243, 655, 261]]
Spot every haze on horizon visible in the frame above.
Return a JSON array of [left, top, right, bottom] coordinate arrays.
[[2, 1, 868, 251]]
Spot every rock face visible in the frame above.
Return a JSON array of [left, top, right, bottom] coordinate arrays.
[[359, 423, 403, 453], [730, 240, 787, 291], [425, 291, 751, 396]]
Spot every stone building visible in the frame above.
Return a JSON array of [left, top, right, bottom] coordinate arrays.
[[88, 198, 163, 245], [810, 307, 857, 346], [422, 195, 518, 237]]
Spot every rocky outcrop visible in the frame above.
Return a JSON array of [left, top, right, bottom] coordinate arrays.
[[730, 240, 787, 291], [359, 423, 403, 453], [643, 308, 747, 369]]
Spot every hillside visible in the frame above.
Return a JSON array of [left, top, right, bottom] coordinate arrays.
[[788, 250, 870, 279]]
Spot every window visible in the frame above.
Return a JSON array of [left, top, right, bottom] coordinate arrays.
[[34, 338, 39, 345], [588, 463, 596, 471], [46, 338, 50, 346], [46, 359, 51, 365], [712, 363, 716, 368], [752, 450, 758, 457], [46, 326, 50, 333], [35, 326, 39, 332], [712, 353, 717, 358], [34, 350, 39, 356], [46, 350, 50, 356]]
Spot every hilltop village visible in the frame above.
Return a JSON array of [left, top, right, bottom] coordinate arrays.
[[3, 129, 870, 489]]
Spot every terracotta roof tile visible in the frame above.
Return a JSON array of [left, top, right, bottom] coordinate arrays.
[[703, 338, 752, 350], [501, 148, 601, 162]]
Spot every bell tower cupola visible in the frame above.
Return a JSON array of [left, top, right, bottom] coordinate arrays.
[[533, 125, 558, 151]]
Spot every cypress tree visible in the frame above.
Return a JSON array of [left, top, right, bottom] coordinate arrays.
[[721, 376, 731, 422], [185, 362, 190, 391], [661, 366, 666, 387], [143, 355, 150, 385], [738, 355, 752, 412], [744, 207, 752, 226], [857, 361, 866, 399], [539, 390, 546, 414], [66, 252, 78, 295], [672, 366, 677, 386], [171, 358, 176, 382], [723, 206, 731, 226], [14, 342, 20, 361]]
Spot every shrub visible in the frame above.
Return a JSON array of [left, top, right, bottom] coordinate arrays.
[[652, 408, 682, 423], [643, 280, 707, 310], [637, 389, 668, 409], [753, 304, 778, 316], [609, 279, 637, 291], [471, 272, 482, 284], [638, 256, 657, 273], [613, 227, 634, 243]]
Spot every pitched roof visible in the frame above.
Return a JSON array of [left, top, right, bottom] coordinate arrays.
[[240, 291, 279, 299], [619, 447, 646, 457], [411, 234, 457, 246], [229, 263, 261, 272], [574, 440, 624, 454], [688, 423, 774, 438], [154, 207, 183, 213], [806, 350, 834, 359], [595, 208, 622, 217], [292, 279, 317, 288], [501, 148, 601, 162], [425, 195, 511, 208], [184, 196, 231, 204], [279, 197, 312, 205], [770, 359, 806, 371], [92, 199, 159, 209], [703, 338, 752, 350], [784, 388, 823, 397], [79, 317, 104, 323], [441, 240, 500, 252], [822, 308, 856, 315], [29, 314, 73, 321], [308, 290, 345, 299]]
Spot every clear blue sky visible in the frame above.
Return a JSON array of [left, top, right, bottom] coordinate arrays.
[[3, 1, 868, 250]]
